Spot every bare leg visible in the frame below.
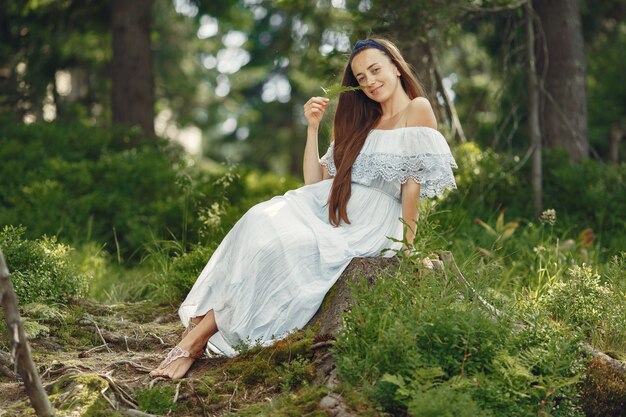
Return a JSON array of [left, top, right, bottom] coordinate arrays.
[[181, 314, 206, 338], [150, 310, 218, 379]]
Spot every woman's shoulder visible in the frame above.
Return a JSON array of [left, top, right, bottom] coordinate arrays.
[[404, 97, 437, 130], [364, 126, 451, 161]]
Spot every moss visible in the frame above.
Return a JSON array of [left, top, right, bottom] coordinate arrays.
[[243, 360, 275, 387], [23, 320, 50, 339], [0, 398, 38, 417], [136, 385, 177, 415], [83, 398, 125, 417], [230, 385, 329, 417], [580, 358, 626, 416], [266, 330, 314, 365], [21, 303, 65, 322], [319, 284, 338, 312], [48, 373, 113, 416], [108, 301, 174, 324]]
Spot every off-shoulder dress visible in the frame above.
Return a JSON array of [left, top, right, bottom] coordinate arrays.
[[179, 126, 457, 356]]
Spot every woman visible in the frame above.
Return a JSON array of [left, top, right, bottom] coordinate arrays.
[[150, 38, 457, 379]]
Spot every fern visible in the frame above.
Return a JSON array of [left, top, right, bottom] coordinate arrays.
[[320, 84, 363, 98]]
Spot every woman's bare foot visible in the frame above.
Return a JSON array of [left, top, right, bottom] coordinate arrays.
[[149, 338, 205, 379], [150, 311, 217, 379]]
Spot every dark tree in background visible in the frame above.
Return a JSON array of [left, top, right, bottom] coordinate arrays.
[[111, 0, 155, 137], [534, 0, 588, 161]]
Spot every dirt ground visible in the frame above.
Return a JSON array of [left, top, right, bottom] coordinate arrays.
[[0, 300, 328, 417]]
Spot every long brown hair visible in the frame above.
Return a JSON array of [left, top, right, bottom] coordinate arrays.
[[328, 38, 426, 226]]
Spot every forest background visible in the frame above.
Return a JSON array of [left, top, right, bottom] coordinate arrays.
[[0, 0, 625, 416]]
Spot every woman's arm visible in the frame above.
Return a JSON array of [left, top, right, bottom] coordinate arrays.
[[303, 125, 323, 184], [401, 179, 421, 249], [401, 96, 436, 249], [303, 97, 330, 184]]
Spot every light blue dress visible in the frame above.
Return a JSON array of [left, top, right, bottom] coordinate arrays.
[[179, 127, 457, 356]]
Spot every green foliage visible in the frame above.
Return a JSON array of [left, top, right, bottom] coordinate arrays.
[[333, 216, 587, 416], [542, 150, 626, 251], [148, 243, 217, 301], [279, 356, 314, 392], [136, 385, 177, 415], [443, 142, 626, 258], [585, 18, 626, 158], [540, 265, 626, 350], [320, 84, 363, 98], [231, 385, 329, 417], [0, 225, 89, 305], [0, 121, 242, 261]]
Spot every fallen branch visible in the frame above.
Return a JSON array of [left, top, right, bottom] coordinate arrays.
[[173, 381, 182, 403], [0, 361, 18, 379], [0, 249, 54, 416], [583, 344, 626, 374], [43, 368, 83, 391], [311, 341, 335, 351]]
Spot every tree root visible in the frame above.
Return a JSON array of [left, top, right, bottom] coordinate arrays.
[[85, 325, 166, 349]]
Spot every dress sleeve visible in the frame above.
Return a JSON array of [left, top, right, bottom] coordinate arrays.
[[319, 142, 336, 176], [352, 127, 458, 198]]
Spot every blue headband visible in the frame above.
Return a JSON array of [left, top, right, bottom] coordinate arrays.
[[352, 39, 386, 55]]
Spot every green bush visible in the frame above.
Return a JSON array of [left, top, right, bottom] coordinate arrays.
[[333, 242, 585, 416], [444, 143, 626, 256], [542, 150, 626, 251], [0, 121, 304, 263], [0, 121, 233, 260], [148, 242, 217, 301], [540, 264, 626, 352], [0, 225, 89, 305]]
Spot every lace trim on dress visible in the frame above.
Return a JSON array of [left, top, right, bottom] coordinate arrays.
[[319, 127, 458, 198], [355, 152, 457, 198], [321, 150, 457, 198]]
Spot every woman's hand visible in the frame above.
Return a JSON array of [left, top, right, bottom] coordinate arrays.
[[304, 97, 330, 130]]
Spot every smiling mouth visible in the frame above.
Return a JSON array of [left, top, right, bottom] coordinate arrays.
[[370, 85, 382, 94]]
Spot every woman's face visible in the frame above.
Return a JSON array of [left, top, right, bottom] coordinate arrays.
[[350, 48, 401, 103]]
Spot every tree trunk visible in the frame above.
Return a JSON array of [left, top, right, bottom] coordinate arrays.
[[534, 0, 588, 162], [526, 1, 542, 216], [401, 37, 466, 143], [0, 250, 54, 417], [426, 42, 467, 143], [111, 0, 155, 137]]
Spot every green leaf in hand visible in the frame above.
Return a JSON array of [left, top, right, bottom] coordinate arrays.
[[320, 84, 363, 98]]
